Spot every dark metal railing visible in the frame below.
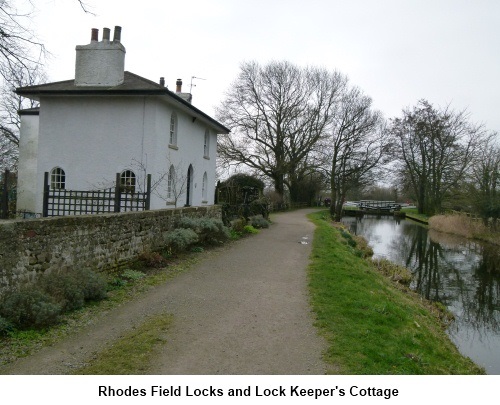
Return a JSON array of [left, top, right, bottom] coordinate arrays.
[[42, 172, 151, 217]]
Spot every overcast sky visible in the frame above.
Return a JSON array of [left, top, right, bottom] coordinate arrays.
[[28, 0, 500, 135]]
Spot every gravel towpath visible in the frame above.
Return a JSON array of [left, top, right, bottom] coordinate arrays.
[[1, 209, 328, 375]]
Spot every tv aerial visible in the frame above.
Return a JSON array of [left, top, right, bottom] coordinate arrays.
[[189, 76, 206, 93]]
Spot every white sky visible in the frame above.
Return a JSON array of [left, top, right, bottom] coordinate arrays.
[[27, 0, 500, 134]]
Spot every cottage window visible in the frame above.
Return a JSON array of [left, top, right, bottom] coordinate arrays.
[[203, 129, 210, 158], [169, 112, 178, 147], [50, 167, 66, 190], [120, 170, 136, 193], [167, 165, 175, 201], [202, 172, 208, 202]]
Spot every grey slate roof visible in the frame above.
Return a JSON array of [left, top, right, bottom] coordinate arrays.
[[16, 71, 230, 134]]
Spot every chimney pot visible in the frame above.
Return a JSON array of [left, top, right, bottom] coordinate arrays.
[[113, 26, 122, 42], [103, 27, 110, 42], [91, 28, 99, 42], [160, 77, 165, 87], [176, 79, 182, 93]]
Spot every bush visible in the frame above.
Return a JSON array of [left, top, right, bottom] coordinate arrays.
[[164, 228, 199, 252], [138, 251, 168, 268], [203, 218, 231, 244], [230, 218, 246, 233], [0, 286, 62, 329], [73, 268, 108, 301], [40, 268, 107, 307], [40, 270, 85, 311], [120, 269, 146, 281], [243, 225, 259, 234], [0, 316, 14, 336], [177, 217, 230, 245], [250, 215, 270, 229]]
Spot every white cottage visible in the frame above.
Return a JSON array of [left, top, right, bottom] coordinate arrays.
[[15, 26, 229, 215]]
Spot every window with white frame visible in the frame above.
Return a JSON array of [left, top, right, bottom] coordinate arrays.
[[120, 170, 136, 193], [202, 172, 208, 202], [50, 167, 65, 190], [167, 164, 175, 201], [169, 112, 178, 146], [203, 129, 210, 157]]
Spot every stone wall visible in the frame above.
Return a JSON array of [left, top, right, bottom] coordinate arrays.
[[0, 206, 221, 294]]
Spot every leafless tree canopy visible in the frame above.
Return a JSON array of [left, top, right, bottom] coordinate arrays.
[[0, 1, 92, 170], [320, 86, 386, 220], [217, 61, 347, 201], [389, 99, 486, 215], [469, 135, 500, 225], [0, 0, 45, 81]]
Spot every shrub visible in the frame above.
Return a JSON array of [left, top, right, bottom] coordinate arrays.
[[0, 286, 62, 329], [0, 316, 14, 336], [138, 251, 168, 268], [204, 218, 231, 244], [120, 269, 146, 281], [177, 217, 230, 245], [243, 225, 259, 234], [73, 268, 108, 301], [250, 215, 270, 229], [108, 277, 127, 289], [230, 218, 247, 233], [40, 270, 85, 311], [164, 228, 199, 252]]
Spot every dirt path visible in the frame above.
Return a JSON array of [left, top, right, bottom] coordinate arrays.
[[1, 209, 328, 375]]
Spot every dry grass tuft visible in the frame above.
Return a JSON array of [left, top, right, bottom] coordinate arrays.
[[429, 215, 488, 239]]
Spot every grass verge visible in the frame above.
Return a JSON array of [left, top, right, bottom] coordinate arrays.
[[0, 253, 202, 368], [73, 313, 173, 374], [307, 210, 484, 374], [401, 208, 429, 224]]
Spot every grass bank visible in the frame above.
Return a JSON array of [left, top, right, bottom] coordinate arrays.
[[307, 210, 483, 374], [401, 208, 429, 224]]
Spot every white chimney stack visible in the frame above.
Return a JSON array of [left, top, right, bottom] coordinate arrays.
[[75, 26, 126, 87]]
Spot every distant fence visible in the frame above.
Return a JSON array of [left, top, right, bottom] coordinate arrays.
[[42, 172, 151, 217]]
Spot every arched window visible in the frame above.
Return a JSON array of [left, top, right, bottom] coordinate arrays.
[[167, 165, 175, 201], [120, 170, 136, 193], [169, 112, 178, 146], [203, 129, 210, 157], [202, 172, 208, 202], [50, 167, 65, 190], [186, 164, 194, 207]]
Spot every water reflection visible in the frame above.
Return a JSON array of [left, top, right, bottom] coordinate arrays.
[[341, 215, 500, 374]]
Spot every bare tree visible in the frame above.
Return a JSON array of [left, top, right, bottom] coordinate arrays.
[[0, 0, 45, 81], [217, 61, 346, 202], [1, 62, 45, 144], [389, 100, 486, 215], [159, 160, 190, 208], [469, 135, 500, 227], [0, 135, 16, 170], [0, 0, 91, 169], [322, 86, 386, 221]]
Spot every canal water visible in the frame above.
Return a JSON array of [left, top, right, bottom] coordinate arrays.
[[341, 215, 500, 374]]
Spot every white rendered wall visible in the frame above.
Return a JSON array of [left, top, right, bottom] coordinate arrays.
[[31, 95, 219, 213], [151, 100, 218, 208], [16, 114, 40, 213]]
